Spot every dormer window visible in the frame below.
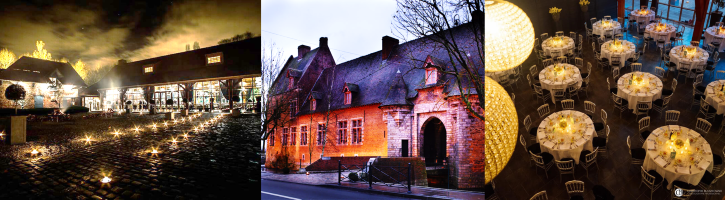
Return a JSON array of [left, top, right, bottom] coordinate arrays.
[[144, 65, 154, 73], [342, 83, 358, 105], [425, 67, 437, 85], [311, 99, 317, 110], [288, 77, 294, 89], [344, 90, 351, 105], [206, 52, 223, 65]]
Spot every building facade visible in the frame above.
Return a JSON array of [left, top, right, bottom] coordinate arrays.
[[0, 57, 86, 110], [265, 25, 484, 188], [88, 37, 262, 113]]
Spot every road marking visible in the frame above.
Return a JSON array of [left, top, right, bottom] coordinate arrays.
[[261, 191, 302, 200]]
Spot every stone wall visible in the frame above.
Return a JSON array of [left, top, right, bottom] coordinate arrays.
[[0, 81, 57, 109]]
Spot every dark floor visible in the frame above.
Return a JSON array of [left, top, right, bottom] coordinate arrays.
[[491, 25, 725, 200]]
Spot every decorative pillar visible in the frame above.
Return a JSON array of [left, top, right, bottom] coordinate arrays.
[[229, 79, 234, 111], [692, 0, 710, 42], [617, 0, 625, 24]]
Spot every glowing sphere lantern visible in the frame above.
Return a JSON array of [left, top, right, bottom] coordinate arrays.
[[484, 0, 534, 73], [484, 76, 518, 185]]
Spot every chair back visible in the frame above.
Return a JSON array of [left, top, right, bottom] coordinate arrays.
[[565, 180, 585, 197], [557, 56, 567, 64], [695, 74, 704, 84], [556, 159, 575, 174], [695, 118, 712, 134], [665, 110, 680, 124], [585, 147, 599, 166], [638, 116, 650, 132], [520, 134, 527, 150], [699, 98, 712, 114], [671, 79, 678, 93], [584, 101, 596, 115], [534, 84, 545, 95], [527, 74, 534, 88], [524, 115, 532, 131], [543, 59, 553, 67], [654, 67, 665, 78], [553, 89, 566, 99], [590, 18, 597, 27], [631, 63, 642, 72], [531, 151, 545, 165], [600, 109, 608, 126], [555, 31, 564, 37], [612, 68, 620, 80], [530, 190, 548, 200], [538, 104, 551, 117], [637, 101, 652, 111], [575, 57, 584, 68], [587, 62, 592, 73], [530, 65, 538, 76], [717, 70, 725, 80], [640, 166, 657, 187], [569, 31, 576, 40], [541, 33, 549, 41], [562, 99, 575, 110], [611, 55, 621, 65]]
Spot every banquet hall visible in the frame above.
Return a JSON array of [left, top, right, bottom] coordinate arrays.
[[485, 0, 725, 199]]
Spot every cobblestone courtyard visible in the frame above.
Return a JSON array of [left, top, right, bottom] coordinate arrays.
[[0, 113, 261, 199]]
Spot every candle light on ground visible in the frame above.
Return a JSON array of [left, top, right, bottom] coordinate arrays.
[[31, 149, 39, 155], [101, 176, 111, 183], [112, 130, 121, 137]]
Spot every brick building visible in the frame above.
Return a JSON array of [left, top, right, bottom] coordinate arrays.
[[265, 24, 484, 188], [0, 57, 86, 109]]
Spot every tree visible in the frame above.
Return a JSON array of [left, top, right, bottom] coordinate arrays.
[[260, 43, 293, 152], [0, 48, 16, 69], [30, 41, 52, 61], [186, 44, 190, 51], [5, 84, 26, 115], [193, 42, 200, 50], [72, 59, 87, 80], [218, 31, 257, 44], [393, 0, 484, 121]]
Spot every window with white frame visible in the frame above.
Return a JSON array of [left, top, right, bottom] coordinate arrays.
[[206, 52, 223, 65], [337, 121, 348, 145], [351, 119, 363, 144], [344, 90, 351, 105], [282, 128, 289, 146], [291, 127, 297, 145], [425, 67, 437, 85], [300, 125, 308, 146], [317, 123, 326, 145]]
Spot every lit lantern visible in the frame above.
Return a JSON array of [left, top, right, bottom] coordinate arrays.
[[484, 0, 535, 73], [484, 76, 518, 185]]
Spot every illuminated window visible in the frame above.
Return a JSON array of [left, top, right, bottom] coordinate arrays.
[[144, 66, 153, 73], [300, 125, 308, 146], [426, 68, 437, 85], [337, 121, 348, 145], [206, 52, 223, 65], [291, 127, 297, 145], [317, 123, 326, 145], [351, 119, 362, 144]]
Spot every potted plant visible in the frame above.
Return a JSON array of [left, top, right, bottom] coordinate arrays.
[[149, 99, 156, 114], [5, 84, 25, 115], [5, 84, 27, 144], [579, 0, 589, 12], [125, 100, 132, 114], [549, 7, 562, 22]]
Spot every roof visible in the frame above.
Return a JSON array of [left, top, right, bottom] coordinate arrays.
[[95, 37, 261, 89], [270, 48, 320, 94], [292, 23, 482, 115], [0, 56, 87, 87], [310, 91, 322, 100]]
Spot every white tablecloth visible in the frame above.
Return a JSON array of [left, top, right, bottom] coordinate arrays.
[[704, 26, 725, 52], [617, 72, 663, 111], [642, 125, 714, 190], [645, 23, 677, 44], [538, 110, 595, 164], [539, 64, 582, 103], [630, 10, 656, 27], [541, 36, 575, 57], [670, 45, 709, 78], [600, 40, 635, 66], [704, 80, 725, 114], [593, 20, 621, 37]]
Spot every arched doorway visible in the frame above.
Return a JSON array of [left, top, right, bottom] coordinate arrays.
[[422, 117, 446, 166]]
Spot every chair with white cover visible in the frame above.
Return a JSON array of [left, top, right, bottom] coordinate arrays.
[[565, 180, 585, 199], [652, 95, 671, 117], [531, 151, 555, 179], [628, 136, 645, 165], [580, 147, 599, 180], [665, 110, 680, 125], [561, 99, 575, 110], [612, 93, 629, 118], [695, 118, 712, 137], [631, 63, 642, 72], [538, 104, 551, 118], [636, 101, 652, 119], [697, 98, 717, 121], [530, 190, 548, 200], [555, 159, 575, 182], [640, 166, 664, 200], [654, 67, 665, 80]]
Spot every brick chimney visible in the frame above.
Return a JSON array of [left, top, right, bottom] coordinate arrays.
[[382, 36, 399, 60], [319, 37, 328, 49], [298, 45, 311, 58]]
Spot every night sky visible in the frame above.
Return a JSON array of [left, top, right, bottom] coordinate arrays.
[[0, 0, 261, 70]]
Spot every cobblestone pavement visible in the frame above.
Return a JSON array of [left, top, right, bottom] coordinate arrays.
[[0, 113, 261, 199]]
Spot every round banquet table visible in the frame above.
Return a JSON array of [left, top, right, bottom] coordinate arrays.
[[645, 23, 677, 44], [541, 36, 575, 57], [539, 64, 582, 103], [592, 20, 621, 38], [669, 45, 709, 78], [616, 72, 663, 111], [705, 80, 725, 114], [642, 125, 714, 190], [537, 110, 595, 164], [630, 9, 656, 28], [704, 26, 725, 52], [600, 40, 635, 66]]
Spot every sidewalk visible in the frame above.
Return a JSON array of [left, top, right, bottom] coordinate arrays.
[[261, 171, 485, 200]]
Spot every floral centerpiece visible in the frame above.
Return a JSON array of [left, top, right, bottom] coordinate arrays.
[[550, 7, 562, 22], [638, 8, 649, 15], [655, 22, 667, 32], [719, 26, 725, 35], [579, 0, 590, 12], [549, 36, 563, 47], [683, 46, 698, 59]]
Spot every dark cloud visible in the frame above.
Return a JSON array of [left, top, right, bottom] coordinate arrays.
[[0, 0, 260, 70]]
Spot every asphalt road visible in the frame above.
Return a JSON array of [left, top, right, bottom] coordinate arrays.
[[261, 179, 414, 200]]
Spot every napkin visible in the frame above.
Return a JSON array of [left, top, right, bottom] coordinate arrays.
[[652, 131, 660, 137], [698, 160, 711, 170], [543, 141, 555, 149], [705, 147, 712, 154], [646, 140, 656, 151], [677, 166, 690, 174], [576, 138, 586, 147], [655, 156, 668, 166]]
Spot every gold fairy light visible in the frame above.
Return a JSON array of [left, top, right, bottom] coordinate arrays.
[[485, 0, 535, 73], [484, 76, 518, 185]]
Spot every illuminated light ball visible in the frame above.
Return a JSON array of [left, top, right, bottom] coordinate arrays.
[[484, 76, 518, 185], [484, 0, 534, 73]]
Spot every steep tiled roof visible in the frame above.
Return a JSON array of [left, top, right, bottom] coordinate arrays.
[[380, 70, 412, 107], [95, 37, 261, 89], [270, 48, 320, 95], [0, 56, 86, 87]]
